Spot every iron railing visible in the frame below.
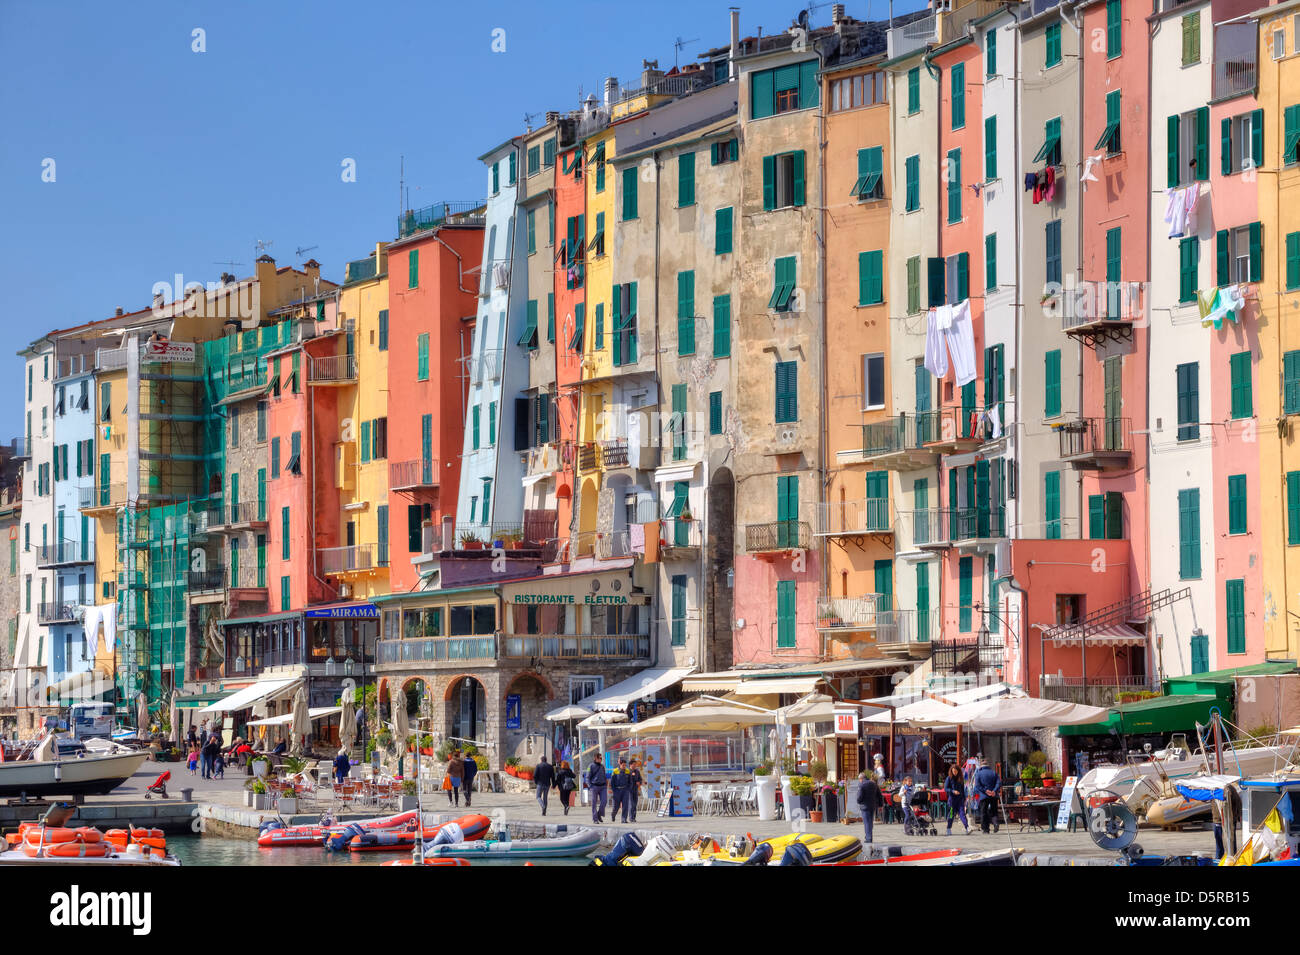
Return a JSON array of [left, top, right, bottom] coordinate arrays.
[[344, 256, 379, 285], [188, 566, 227, 592], [596, 531, 631, 559], [501, 634, 651, 660], [81, 483, 127, 510], [37, 602, 79, 625], [950, 506, 1007, 541], [744, 520, 811, 553], [659, 519, 701, 549], [215, 500, 268, 526], [390, 458, 439, 489], [601, 439, 629, 468], [377, 636, 497, 665], [816, 595, 886, 631], [308, 354, 357, 383], [578, 444, 601, 472], [36, 540, 93, 567], [1058, 417, 1131, 459], [468, 350, 503, 383], [1213, 22, 1258, 100], [397, 201, 485, 239], [319, 544, 376, 575], [900, 508, 950, 547], [815, 499, 891, 535]]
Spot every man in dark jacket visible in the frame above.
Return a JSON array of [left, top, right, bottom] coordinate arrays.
[[973, 760, 1002, 833], [533, 755, 555, 815], [585, 754, 608, 823], [333, 747, 351, 785], [462, 752, 478, 807], [856, 772, 882, 843], [609, 758, 632, 823]]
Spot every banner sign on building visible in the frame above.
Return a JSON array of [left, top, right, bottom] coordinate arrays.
[[304, 604, 378, 619], [141, 340, 197, 364], [834, 707, 860, 738], [506, 694, 521, 730]]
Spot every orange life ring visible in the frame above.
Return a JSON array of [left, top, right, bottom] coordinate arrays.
[[25, 841, 114, 859], [23, 826, 104, 845]]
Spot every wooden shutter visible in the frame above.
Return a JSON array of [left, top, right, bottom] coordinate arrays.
[[1167, 114, 1180, 187], [762, 155, 776, 210], [792, 151, 806, 206], [1249, 221, 1262, 282]]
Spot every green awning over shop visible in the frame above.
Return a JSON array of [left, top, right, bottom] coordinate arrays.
[[1059, 693, 1222, 737], [1162, 661, 1296, 698]]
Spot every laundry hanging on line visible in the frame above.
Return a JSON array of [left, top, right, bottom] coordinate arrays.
[[925, 299, 977, 387]]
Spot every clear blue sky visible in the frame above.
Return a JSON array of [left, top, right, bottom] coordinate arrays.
[[0, 0, 924, 442]]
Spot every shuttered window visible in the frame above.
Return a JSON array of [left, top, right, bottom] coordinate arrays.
[[1287, 232, 1300, 290], [1229, 351, 1252, 420], [947, 148, 962, 223], [1045, 23, 1061, 68], [1107, 0, 1122, 58], [621, 166, 638, 220], [951, 63, 965, 129], [709, 391, 723, 435], [1227, 474, 1247, 536], [986, 28, 997, 74], [905, 155, 920, 212], [985, 233, 997, 291], [1045, 471, 1061, 539], [776, 580, 796, 648], [1289, 471, 1300, 545], [713, 294, 731, 358], [1225, 579, 1245, 654], [1176, 362, 1200, 440], [677, 270, 695, 356], [671, 575, 688, 647], [769, 256, 797, 311], [281, 507, 291, 560], [984, 116, 997, 180], [959, 557, 973, 632], [775, 361, 798, 423], [1285, 351, 1300, 415], [858, 250, 883, 305], [1178, 488, 1201, 579], [1179, 237, 1199, 303], [907, 256, 921, 314], [907, 67, 920, 114], [678, 151, 695, 207], [1046, 219, 1062, 285], [417, 332, 430, 380], [715, 207, 733, 254], [1182, 12, 1200, 65], [1190, 632, 1209, 673]]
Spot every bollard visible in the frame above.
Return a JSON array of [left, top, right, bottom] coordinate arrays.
[[180, 787, 194, 802]]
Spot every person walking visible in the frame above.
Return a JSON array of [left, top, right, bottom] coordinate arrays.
[[627, 759, 644, 823], [586, 753, 608, 823], [944, 763, 971, 835], [533, 755, 555, 815], [609, 758, 632, 823], [855, 771, 882, 843], [973, 758, 1002, 834], [462, 751, 478, 807], [445, 750, 464, 807], [201, 734, 219, 780], [555, 760, 577, 815], [333, 747, 351, 785]]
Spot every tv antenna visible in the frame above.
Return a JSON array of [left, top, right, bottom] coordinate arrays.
[[255, 239, 274, 256], [213, 260, 244, 268], [295, 245, 319, 259], [673, 36, 698, 68]]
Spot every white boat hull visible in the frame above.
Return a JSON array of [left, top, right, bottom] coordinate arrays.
[[1077, 746, 1295, 801], [0, 750, 150, 798], [0, 849, 180, 867]]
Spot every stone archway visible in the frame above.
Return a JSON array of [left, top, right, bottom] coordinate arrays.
[[444, 675, 487, 750], [503, 672, 552, 763]]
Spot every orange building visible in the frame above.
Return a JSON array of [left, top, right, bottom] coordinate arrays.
[[552, 134, 589, 541]]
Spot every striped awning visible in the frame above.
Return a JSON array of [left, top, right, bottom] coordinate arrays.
[[1049, 623, 1146, 648]]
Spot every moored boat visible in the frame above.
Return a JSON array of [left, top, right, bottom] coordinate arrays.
[[346, 814, 490, 852], [422, 826, 601, 860]]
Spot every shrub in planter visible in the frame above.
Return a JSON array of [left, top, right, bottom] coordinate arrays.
[[473, 755, 489, 770], [754, 760, 774, 777], [809, 759, 829, 783]]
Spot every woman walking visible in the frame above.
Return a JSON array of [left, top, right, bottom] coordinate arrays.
[[445, 749, 464, 807], [554, 760, 577, 816], [944, 763, 971, 835]]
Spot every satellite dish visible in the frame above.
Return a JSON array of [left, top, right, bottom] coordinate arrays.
[[1087, 791, 1139, 852]]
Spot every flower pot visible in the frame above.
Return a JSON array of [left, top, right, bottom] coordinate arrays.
[[251, 760, 269, 779], [243, 790, 254, 807], [253, 793, 269, 811], [809, 810, 824, 823], [398, 794, 419, 811], [754, 774, 778, 820], [278, 796, 298, 815], [421, 747, 434, 757]]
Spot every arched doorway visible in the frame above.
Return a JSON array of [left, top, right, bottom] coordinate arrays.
[[446, 676, 486, 749], [504, 672, 552, 762], [403, 677, 431, 749]]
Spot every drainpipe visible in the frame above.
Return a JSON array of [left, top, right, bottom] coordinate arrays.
[[432, 230, 476, 297], [1063, 2, 1085, 542], [818, 62, 830, 657], [1012, 7, 1023, 541], [1146, 15, 1161, 679], [1003, 572, 1032, 691], [652, 148, 664, 668]]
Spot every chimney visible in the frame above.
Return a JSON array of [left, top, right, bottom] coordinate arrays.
[[832, 3, 845, 25], [152, 292, 165, 311], [442, 514, 455, 552], [729, 7, 740, 80], [302, 259, 321, 286], [115, 307, 124, 317], [603, 76, 619, 108]]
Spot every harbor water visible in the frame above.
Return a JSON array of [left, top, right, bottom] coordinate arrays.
[[165, 834, 584, 866]]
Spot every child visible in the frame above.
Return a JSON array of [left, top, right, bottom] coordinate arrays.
[[898, 775, 916, 828], [187, 745, 199, 776], [213, 749, 226, 780]]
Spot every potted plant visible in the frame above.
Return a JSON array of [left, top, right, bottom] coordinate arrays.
[[398, 778, 419, 811], [459, 531, 484, 550], [249, 777, 269, 811], [249, 755, 270, 780], [809, 759, 829, 784], [419, 733, 435, 756], [789, 775, 817, 816]]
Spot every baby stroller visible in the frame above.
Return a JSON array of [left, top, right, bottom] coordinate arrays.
[[144, 770, 171, 799], [903, 787, 938, 836]]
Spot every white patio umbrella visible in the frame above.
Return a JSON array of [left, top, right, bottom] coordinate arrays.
[[168, 692, 180, 745], [136, 691, 148, 736], [907, 696, 1110, 731], [289, 685, 311, 756], [339, 685, 356, 753], [391, 686, 409, 753]]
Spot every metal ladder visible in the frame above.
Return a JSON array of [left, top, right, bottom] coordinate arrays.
[[1041, 587, 1191, 642]]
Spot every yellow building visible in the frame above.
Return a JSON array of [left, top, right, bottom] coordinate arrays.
[[1255, 2, 1300, 662], [327, 244, 390, 602]]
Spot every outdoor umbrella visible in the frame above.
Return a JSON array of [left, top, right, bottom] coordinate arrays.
[[251, 697, 270, 746], [391, 686, 409, 753], [907, 696, 1110, 731], [136, 691, 148, 736], [339, 685, 356, 753], [169, 692, 180, 745], [631, 702, 776, 735], [546, 704, 592, 721], [290, 685, 311, 756]]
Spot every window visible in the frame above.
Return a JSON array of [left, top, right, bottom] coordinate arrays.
[[677, 270, 696, 356], [750, 60, 819, 118], [1221, 110, 1263, 175], [769, 256, 797, 311], [1088, 492, 1123, 539], [1216, 223, 1263, 285], [281, 576, 291, 612], [1289, 471, 1300, 544], [508, 151, 516, 184], [1168, 107, 1210, 186], [950, 63, 965, 130], [907, 67, 920, 114], [1045, 23, 1061, 68], [985, 233, 997, 291], [361, 419, 372, 462], [1289, 232, 1300, 290], [471, 405, 481, 450], [762, 151, 807, 210], [713, 294, 731, 358], [1176, 362, 1200, 440], [776, 580, 796, 648], [946, 148, 962, 223], [288, 431, 301, 474], [594, 303, 605, 350], [906, 256, 921, 314], [984, 116, 997, 180], [986, 28, 997, 75], [775, 361, 798, 423], [678, 151, 695, 207], [671, 575, 687, 646], [271, 437, 280, 478], [417, 332, 430, 380], [830, 71, 887, 111], [669, 384, 688, 462], [543, 137, 555, 168], [1285, 105, 1300, 166], [590, 211, 606, 257], [1034, 116, 1062, 166], [527, 145, 540, 175], [1285, 351, 1300, 415], [526, 209, 536, 254], [862, 354, 885, 410], [519, 301, 538, 349], [568, 302, 585, 353], [1230, 351, 1253, 420], [1107, 0, 1122, 59], [959, 557, 973, 632], [594, 141, 607, 191], [1227, 474, 1248, 535], [1178, 488, 1201, 578], [612, 282, 638, 366], [905, 155, 920, 212], [408, 249, 419, 289], [852, 147, 884, 200], [1044, 219, 1062, 286], [547, 293, 555, 343], [100, 381, 111, 422], [491, 161, 499, 195], [1045, 471, 1061, 539], [1179, 237, 1200, 303], [715, 207, 733, 255], [1182, 12, 1200, 65], [1097, 90, 1122, 154], [710, 138, 739, 164], [858, 250, 883, 305], [709, 391, 723, 435], [927, 257, 946, 308], [1225, 579, 1245, 654], [621, 166, 638, 220]]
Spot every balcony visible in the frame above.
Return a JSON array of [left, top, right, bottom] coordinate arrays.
[[815, 499, 891, 538], [501, 633, 651, 661], [308, 354, 357, 385], [377, 635, 498, 666], [658, 518, 701, 558], [933, 629, 1005, 676], [899, 508, 951, 551], [397, 201, 485, 240], [1057, 417, 1132, 471], [819, 603, 932, 658], [95, 345, 131, 372], [860, 414, 940, 470], [921, 406, 986, 454], [596, 530, 632, 560], [885, 0, 1004, 59], [390, 458, 439, 491], [343, 256, 379, 286], [1060, 283, 1141, 347], [1213, 22, 1258, 101], [950, 506, 1007, 548], [209, 500, 268, 531], [578, 443, 601, 472], [816, 595, 887, 632], [319, 544, 378, 576], [600, 439, 629, 469], [37, 602, 79, 625], [80, 483, 127, 513], [188, 566, 228, 593], [467, 350, 503, 383], [744, 520, 811, 555], [36, 540, 93, 568], [1040, 675, 1151, 708]]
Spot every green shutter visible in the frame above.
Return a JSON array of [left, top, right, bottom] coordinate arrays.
[[1228, 474, 1247, 535], [986, 27, 997, 74], [417, 332, 430, 379], [907, 67, 919, 114], [907, 256, 920, 313], [1225, 579, 1245, 654], [951, 63, 965, 129], [859, 250, 883, 305], [1045, 471, 1061, 539], [1107, 0, 1122, 58], [905, 155, 920, 212], [762, 154, 776, 210], [1249, 221, 1262, 282], [678, 151, 696, 207], [360, 420, 371, 462], [1180, 238, 1199, 303], [959, 557, 973, 632], [947, 148, 961, 223], [1286, 352, 1300, 415], [1251, 108, 1264, 168], [1046, 23, 1061, 68], [1088, 494, 1105, 540], [547, 293, 555, 342], [775, 361, 798, 423], [776, 580, 796, 648], [677, 270, 696, 356], [281, 507, 291, 560], [527, 209, 536, 253], [622, 166, 638, 220], [752, 68, 775, 119], [1287, 232, 1300, 290], [715, 207, 733, 255], [1289, 471, 1300, 545], [471, 406, 480, 450], [408, 248, 419, 289], [1195, 106, 1209, 181], [792, 150, 806, 206], [671, 575, 687, 646], [1177, 362, 1200, 439], [1182, 12, 1200, 65], [927, 257, 946, 308], [1229, 351, 1252, 420], [956, 252, 969, 301], [713, 294, 731, 358], [1168, 113, 1181, 187], [709, 391, 723, 435], [1222, 116, 1233, 176], [984, 115, 997, 180], [1179, 488, 1201, 578]]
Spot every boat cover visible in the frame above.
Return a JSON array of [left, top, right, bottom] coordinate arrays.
[[1173, 774, 1241, 802]]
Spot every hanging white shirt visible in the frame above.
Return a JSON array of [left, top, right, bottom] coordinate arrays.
[[943, 300, 978, 387], [82, 604, 103, 659], [925, 310, 948, 379]]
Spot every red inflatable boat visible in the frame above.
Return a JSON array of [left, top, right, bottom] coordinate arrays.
[[348, 814, 490, 852], [258, 809, 420, 848]]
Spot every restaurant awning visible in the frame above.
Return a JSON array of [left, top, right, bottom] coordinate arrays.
[[579, 711, 628, 729], [779, 694, 838, 723], [198, 678, 301, 714], [579, 666, 694, 713], [545, 704, 592, 722], [908, 697, 1110, 731], [631, 701, 777, 735], [1059, 693, 1222, 737], [1049, 623, 1146, 648], [245, 706, 341, 727], [733, 676, 822, 696]]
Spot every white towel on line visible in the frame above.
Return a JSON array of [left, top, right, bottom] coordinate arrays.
[[943, 300, 978, 387], [925, 310, 948, 379]]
